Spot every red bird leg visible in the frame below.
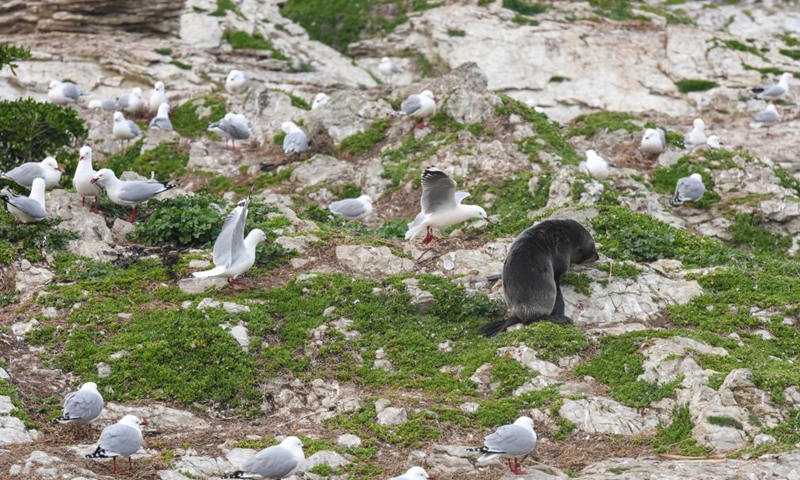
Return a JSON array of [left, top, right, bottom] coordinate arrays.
[[81, 196, 85, 207], [129, 457, 133, 471], [110, 457, 117, 473], [91, 197, 99, 214], [125, 206, 138, 223], [511, 458, 527, 475], [422, 227, 434, 244]]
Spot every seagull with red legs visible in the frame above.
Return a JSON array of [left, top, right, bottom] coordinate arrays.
[[405, 167, 490, 245], [469, 416, 538, 475], [90, 168, 177, 222], [399, 90, 436, 129], [85, 415, 147, 473]]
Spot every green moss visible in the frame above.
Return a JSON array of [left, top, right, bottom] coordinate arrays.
[[586, 0, 648, 21], [447, 29, 466, 37], [638, 5, 694, 25], [566, 111, 640, 138], [496, 96, 580, 164], [171, 94, 227, 138], [783, 32, 800, 48], [779, 49, 800, 61], [475, 388, 560, 428], [222, 30, 288, 60], [491, 357, 536, 396], [210, 0, 246, 19], [649, 157, 721, 209], [467, 172, 550, 237], [561, 272, 592, 296], [170, 60, 192, 71], [597, 261, 641, 279], [764, 410, 800, 445], [553, 418, 577, 440], [707, 415, 743, 429], [674, 79, 718, 93], [503, 0, 546, 15], [105, 140, 188, 180], [773, 165, 800, 197], [650, 405, 712, 456], [716, 38, 767, 61], [729, 213, 792, 255], [549, 76, 570, 83], [154, 48, 173, 56], [0, 220, 77, 264], [397, 50, 434, 77], [340, 119, 389, 155], [278, 0, 369, 53], [270, 89, 311, 110]]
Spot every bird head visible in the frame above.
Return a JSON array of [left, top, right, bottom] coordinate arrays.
[[693, 118, 705, 129], [114, 111, 124, 123], [420, 90, 436, 101], [380, 57, 390, 63], [42, 156, 63, 173], [155, 81, 165, 92], [514, 416, 535, 430], [48, 80, 60, 89], [81, 382, 99, 391], [90, 169, 115, 186], [120, 415, 147, 429], [643, 128, 656, 140], [281, 436, 305, 451], [690, 173, 703, 182], [79, 146, 92, 162], [281, 121, 297, 133]]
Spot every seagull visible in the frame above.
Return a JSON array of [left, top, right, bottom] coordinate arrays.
[[406, 167, 490, 244], [389, 467, 436, 480], [88, 98, 118, 111], [148, 81, 169, 115], [399, 90, 436, 129], [579, 150, 609, 180], [683, 118, 707, 149], [378, 57, 401, 84], [90, 168, 178, 222], [149, 103, 173, 131], [282, 121, 309, 155], [55, 382, 104, 431], [73, 146, 100, 212], [328, 195, 373, 221], [225, 70, 247, 94], [117, 87, 145, 117], [223, 436, 306, 479], [754, 72, 792, 103], [192, 197, 266, 285], [208, 113, 251, 150], [85, 415, 147, 473], [312, 93, 330, 110], [48, 80, 84, 105], [113, 111, 141, 149], [750, 104, 780, 138], [670, 173, 706, 206], [1, 156, 63, 190], [706, 135, 722, 149], [640, 128, 666, 160], [1, 178, 46, 226], [469, 416, 537, 476]]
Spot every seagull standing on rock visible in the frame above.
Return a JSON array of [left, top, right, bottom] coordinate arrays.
[[406, 167, 490, 244], [579, 150, 609, 180], [328, 195, 373, 221], [193, 197, 266, 285], [73, 146, 100, 212], [640, 128, 666, 160], [223, 436, 305, 479], [282, 121, 309, 155], [48, 80, 84, 105], [225, 70, 247, 94], [1, 156, 63, 190], [683, 118, 707, 150], [90, 168, 178, 222], [0, 178, 47, 226], [117, 87, 145, 118], [148, 81, 169, 115], [85, 415, 147, 473], [113, 111, 141, 149], [312, 92, 330, 110], [55, 382, 104, 431], [379, 57, 401, 84], [208, 113, 251, 150], [149, 103, 173, 131], [706, 135, 722, 149], [469, 416, 537, 476], [399, 90, 436, 129], [754, 72, 792, 103], [751, 104, 780, 138]]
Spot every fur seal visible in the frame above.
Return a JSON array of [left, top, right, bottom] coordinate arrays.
[[479, 219, 599, 337]]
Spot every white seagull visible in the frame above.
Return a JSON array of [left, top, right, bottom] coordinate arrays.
[[389, 467, 436, 480], [148, 81, 169, 114], [282, 121, 309, 155], [48, 80, 84, 105], [208, 113, 251, 150], [670, 173, 706, 206], [640, 128, 666, 159], [223, 436, 305, 479], [88, 98, 118, 111], [706, 135, 722, 149], [312, 93, 330, 110], [579, 150, 609, 180], [1, 178, 47, 226], [90, 168, 177, 222], [117, 87, 145, 117], [1, 156, 63, 190], [192, 197, 266, 284], [683, 118, 707, 149], [113, 111, 141, 149], [399, 90, 436, 129], [750, 104, 780, 138], [378, 57, 401, 84], [73, 146, 100, 212], [149, 103, 173, 131], [470, 416, 537, 476], [225, 70, 247, 94], [329, 195, 373, 221], [55, 382, 105, 430], [754, 72, 792, 102], [85, 415, 147, 473], [406, 167, 490, 244]]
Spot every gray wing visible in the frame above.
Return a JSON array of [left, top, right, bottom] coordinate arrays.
[[420, 168, 457, 214], [757, 84, 786, 99], [401, 95, 422, 115], [390, 62, 401, 74], [283, 131, 308, 154], [329, 199, 368, 220], [126, 120, 141, 137], [63, 390, 104, 421], [244, 445, 298, 478], [2, 163, 44, 188], [4, 195, 46, 219], [117, 94, 130, 109], [116, 181, 172, 203], [149, 117, 173, 131], [657, 128, 666, 148], [213, 200, 248, 268], [62, 82, 82, 100], [578, 161, 589, 173], [672, 177, 705, 204], [99, 424, 142, 457], [226, 116, 251, 140], [484, 424, 537, 456], [100, 99, 118, 111], [754, 109, 779, 123]]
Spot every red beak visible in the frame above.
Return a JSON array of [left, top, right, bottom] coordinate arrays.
[[484, 217, 492, 224], [141, 420, 149, 427], [90, 178, 98, 185], [302, 446, 309, 450], [56, 167, 64, 172]]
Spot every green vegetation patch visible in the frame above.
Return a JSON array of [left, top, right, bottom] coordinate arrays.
[[210, 0, 246, 19], [340, 119, 389, 155], [171, 94, 227, 138], [503, 0, 547, 15], [779, 49, 800, 61], [468, 172, 551, 237], [0, 221, 77, 264], [566, 111, 640, 138], [586, 0, 649, 21], [707, 415, 743, 429], [104, 140, 188, 180], [496, 95, 580, 164], [561, 272, 592, 296], [222, 31, 288, 60], [129, 194, 226, 247], [729, 213, 792, 255], [650, 405, 712, 456], [0, 44, 32, 76], [675, 79, 718, 93]]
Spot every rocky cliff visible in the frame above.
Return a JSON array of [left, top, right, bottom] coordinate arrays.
[[1, 1, 799, 479]]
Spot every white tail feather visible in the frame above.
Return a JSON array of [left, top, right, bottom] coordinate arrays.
[[192, 266, 228, 278]]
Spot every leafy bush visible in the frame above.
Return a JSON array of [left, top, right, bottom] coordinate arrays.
[[171, 95, 227, 138], [130, 195, 226, 247], [0, 98, 87, 169], [0, 221, 78, 264], [0, 45, 31, 75]]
